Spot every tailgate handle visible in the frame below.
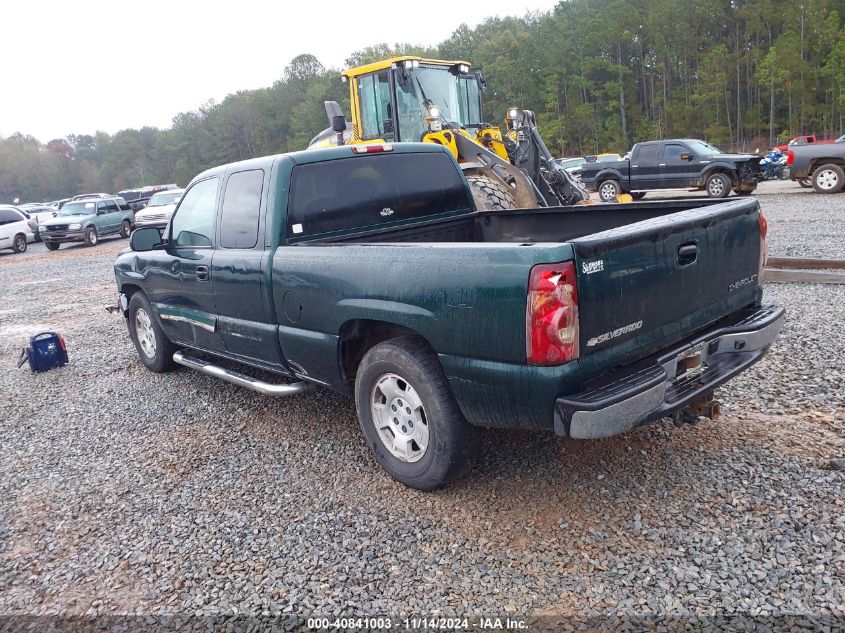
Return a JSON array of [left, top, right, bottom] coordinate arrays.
[[677, 242, 698, 266]]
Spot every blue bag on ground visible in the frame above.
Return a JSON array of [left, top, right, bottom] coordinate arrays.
[[17, 332, 69, 373]]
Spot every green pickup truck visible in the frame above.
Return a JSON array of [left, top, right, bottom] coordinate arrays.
[[41, 196, 135, 249], [114, 142, 784, 489]]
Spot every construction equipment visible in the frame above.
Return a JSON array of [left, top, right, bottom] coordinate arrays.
[[308, 56, 589, 210]]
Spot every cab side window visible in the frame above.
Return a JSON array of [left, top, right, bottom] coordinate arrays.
[[663, 144, 688, 161], [220, 169, 264, 249], [97, 201, 108, 214], [170, 177, 219, 247]]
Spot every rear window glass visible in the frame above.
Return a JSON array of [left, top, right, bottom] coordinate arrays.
[[287, 152, 471, 239]]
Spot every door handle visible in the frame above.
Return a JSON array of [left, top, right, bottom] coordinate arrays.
[[196, 265, 210, 281], [659, 163, 666, 166], [677, 243, 698, 266]]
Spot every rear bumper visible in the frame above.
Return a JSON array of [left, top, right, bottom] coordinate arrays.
[[554, 305, 784, 439]]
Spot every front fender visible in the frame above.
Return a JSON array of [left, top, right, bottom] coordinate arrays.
[[697, 163, 739, 187]]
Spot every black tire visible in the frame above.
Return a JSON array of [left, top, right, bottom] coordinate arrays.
[[705, 172, 731, 198], [12, 233, 27, 253], [735, 187, 756, 196], [798, 178, 812, 188], [120, 220, 132, 238], [84, 227, 98, 246], [466, 175, 516, 210], [128, 293, 177, 373], [631, 192, 646, 200], [811, 163, 845, 194], [597, 179, 621, 202], [34, 231, 42, 243], [45, 242, 60, 251], [354, 337, 478, 490]]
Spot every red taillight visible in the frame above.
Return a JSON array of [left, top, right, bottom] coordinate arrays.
[[786, 150, 795, 165], [351, 144, 394, 154], [526, 261, 580, 365], [758, 212, 768, 279], [57, 334, 67, 351]]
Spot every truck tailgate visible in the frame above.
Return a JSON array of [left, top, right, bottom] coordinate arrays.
[[571, 198, 762, 370]]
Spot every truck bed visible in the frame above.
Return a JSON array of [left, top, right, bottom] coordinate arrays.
[[308, 198, 730, 245]]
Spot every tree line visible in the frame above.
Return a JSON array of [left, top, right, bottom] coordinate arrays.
[[3, 0, 845, 203]]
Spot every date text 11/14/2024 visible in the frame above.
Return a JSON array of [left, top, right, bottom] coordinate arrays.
[[307, 616, 528, 630]]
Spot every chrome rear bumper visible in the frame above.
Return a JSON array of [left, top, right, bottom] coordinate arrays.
[[554, 305, 785, 439]]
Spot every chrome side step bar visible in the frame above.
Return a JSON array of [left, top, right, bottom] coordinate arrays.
[[173, 351, 314, 397]]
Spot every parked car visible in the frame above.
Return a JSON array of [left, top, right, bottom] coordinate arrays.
[[118, 184, 179, 211], [554, 157, 587, 177], [71, 193, 111, 201], [581, 139, 761, 202], [115, 142, 783, 490], [585, 153, 624, 163], [133, 189, 184, 229], [0, 205, 38, 253], [20, 204, 56, 242], [48, 198, 72, 211], [775, 134, 836, 152], [40, 196, 134, 249], [787, 134, 845, 193]]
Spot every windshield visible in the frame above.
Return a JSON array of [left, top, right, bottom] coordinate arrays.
[[687, 140, 722, 155], [147, 191, 182, 206], [837, 134, 845, 143], [395, 66, 481, 142], [58, 201, 96, 216]]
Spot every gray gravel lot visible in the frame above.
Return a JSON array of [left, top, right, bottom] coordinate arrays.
[[0, 187, 843, 625]]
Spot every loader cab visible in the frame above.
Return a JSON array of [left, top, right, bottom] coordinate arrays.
[[346, 57, 484, 144]]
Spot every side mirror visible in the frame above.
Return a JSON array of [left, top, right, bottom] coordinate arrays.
[[475, 70, 487, 95], [331, 115, 346, 133], [130, 226, 163, 252]]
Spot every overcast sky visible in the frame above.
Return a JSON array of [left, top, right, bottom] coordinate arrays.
[[1, 0, 558, 142]]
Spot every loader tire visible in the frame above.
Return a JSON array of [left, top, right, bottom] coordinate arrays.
[[466, 175, 517, 211]]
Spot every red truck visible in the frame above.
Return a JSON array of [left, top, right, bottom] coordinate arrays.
[[775, 135, 835, 152]]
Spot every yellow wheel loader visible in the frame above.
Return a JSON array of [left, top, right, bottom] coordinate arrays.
[[308, 56, 589, 209]]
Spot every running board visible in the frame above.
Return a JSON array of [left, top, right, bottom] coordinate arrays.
[[173, 351, 314, 397]]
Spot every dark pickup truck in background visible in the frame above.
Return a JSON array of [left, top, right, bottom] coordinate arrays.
[[787, 134, 845, 193], [581, 139, 761, 202], [114, 142, 783, 490]]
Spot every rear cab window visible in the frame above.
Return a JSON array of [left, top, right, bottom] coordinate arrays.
[[286, 152, 471, 240]]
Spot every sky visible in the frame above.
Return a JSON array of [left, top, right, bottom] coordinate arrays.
[[1, 0, 558, 142]]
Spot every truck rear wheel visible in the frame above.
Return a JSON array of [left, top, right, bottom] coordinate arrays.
[[45, 242, 60, 251], [466, 175, 517, 210], [812, 164, 845, 194], [598, 179, 621, 202], [706, 173, 731, 198], [354, 337, 478, 490], [128, 293, 177, 373]]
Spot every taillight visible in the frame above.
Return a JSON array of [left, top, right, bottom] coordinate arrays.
[[758, 212, 768, 280], [786, 150, 795, 165], [526, 261, 579, 365]]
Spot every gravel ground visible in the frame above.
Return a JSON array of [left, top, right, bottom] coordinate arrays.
[[0, 191, 843, 627]]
